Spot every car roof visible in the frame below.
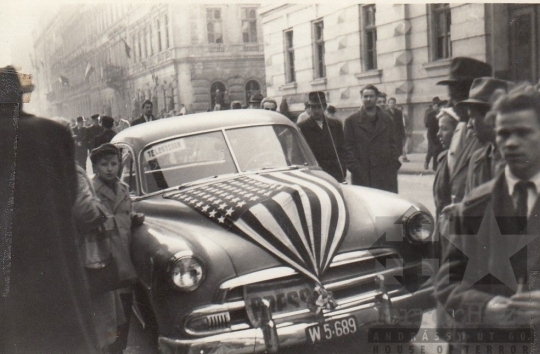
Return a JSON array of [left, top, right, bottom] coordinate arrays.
[[112, 110, 296, 152]]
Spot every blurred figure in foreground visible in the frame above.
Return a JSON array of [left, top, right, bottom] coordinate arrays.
[[0, 66, 99, 353]]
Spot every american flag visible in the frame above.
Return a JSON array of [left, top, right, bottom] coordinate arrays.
[[166, 170, 348, 283]]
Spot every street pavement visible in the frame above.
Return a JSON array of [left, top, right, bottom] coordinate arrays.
[[126, 153, 444, 354]]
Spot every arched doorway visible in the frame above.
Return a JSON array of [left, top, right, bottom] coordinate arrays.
[[245, 80, 260, 104], [210, 81, 226, 109]]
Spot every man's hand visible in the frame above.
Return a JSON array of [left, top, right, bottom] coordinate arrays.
[[485, 290, 540, 325]]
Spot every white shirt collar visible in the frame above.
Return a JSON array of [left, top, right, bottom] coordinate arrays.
[[505, 166, 540, 195]]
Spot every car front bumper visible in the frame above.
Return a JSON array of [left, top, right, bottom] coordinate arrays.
[[158, 284, 435, 354]]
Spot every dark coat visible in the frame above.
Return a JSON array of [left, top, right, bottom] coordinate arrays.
[[85, 124, 104, 152], [449, 134, 484, 203], [298, 116, 346, 182], [0, 113, 99, 354], [433, 151, 452, 218], [344, 107, 401, 192], [131, 114, 158, 126], [464, 143, 505, 196], [386, 108, 405, 154], [436, 172, 540, 342], [73, 125, 88, 167], [424, 108, 439, 142], [92, 129, 117, 150]]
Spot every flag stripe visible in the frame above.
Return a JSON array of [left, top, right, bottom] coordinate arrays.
[[291, 170, 348, 272]]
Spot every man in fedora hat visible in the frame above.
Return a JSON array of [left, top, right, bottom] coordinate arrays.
[[424, 97, 444, 170], [344, 84, 401, 192], [437, 57, 492, 179], [297, 91, 346, 182], [457, 77, 513, 195], [248, 93, 264, 109], [92, 115, 117, 149]]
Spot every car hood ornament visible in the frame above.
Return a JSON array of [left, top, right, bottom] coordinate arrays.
[[166, 169, 349, 287]]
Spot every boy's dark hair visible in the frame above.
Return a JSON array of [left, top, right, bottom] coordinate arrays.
[[100, 116, 114, 129], [141, 99, 153, 109], [360, 84, 380, 96]]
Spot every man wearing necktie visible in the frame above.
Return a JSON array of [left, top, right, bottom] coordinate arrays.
[[436, 84, 540, 353]]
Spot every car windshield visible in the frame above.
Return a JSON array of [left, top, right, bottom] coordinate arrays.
[[140, 124, 316, 193]]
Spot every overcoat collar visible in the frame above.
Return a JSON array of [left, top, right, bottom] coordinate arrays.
[[355, 107, 387, 138], [92, 175, 128, 212], [303, 116, 327, 131]]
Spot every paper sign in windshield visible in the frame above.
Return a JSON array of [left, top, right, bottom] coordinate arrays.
[[144, 139, 186, 160]]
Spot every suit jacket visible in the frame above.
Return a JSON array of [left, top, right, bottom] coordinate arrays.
[[85, 124, 104, 151], [449, 134, 484, 203], [464, 143, 505, 196], [131, 114, 158, 126], [0, 113, 99, 353], [92, 129, 117, 149], [386, 108, 405, 153], [433, 151, 452, 218], [436, 171, 540, 332], [344, 107, 401, 192], [298, 116, 346, 182]]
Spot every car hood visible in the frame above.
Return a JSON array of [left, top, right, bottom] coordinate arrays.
[[138, 169, 428, 278]]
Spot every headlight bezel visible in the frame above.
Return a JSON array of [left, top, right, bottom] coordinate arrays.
[[168, 251, 206, 292], [403, 210, 434, 243]]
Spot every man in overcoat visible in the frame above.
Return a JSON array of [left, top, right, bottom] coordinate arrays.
[[298, 91, 346, 182], [436, 85, 540, 352], [386, 97, 406, 159], [92, 115, 117, 149], [0, 66, 99, 353], [344, 84, 401, 192], [73, 116, 88, 170]]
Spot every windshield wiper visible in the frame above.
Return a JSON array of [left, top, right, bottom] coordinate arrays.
[[244, 165, 305, 173]]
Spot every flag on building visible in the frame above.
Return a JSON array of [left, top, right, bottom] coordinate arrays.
[[58, 75, 69, 86], [165, 169, 348, 283], [122, 39, 131, 59], [84, 62, 95, 81]]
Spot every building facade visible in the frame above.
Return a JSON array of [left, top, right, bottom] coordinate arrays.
[[260, 3, 540, 150], [34, 3, 265, 120]]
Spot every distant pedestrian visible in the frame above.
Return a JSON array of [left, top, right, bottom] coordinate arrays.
[[223, 90, 231, 110], [386, 97, 406, 160], [298, 91, 346, 182], [248, 93, 264, 109], [179, 103, 187, 115], [376, 92, 387, 110], [279, 97, 292, 120], [296, 102, 311, 124], [261, 98, 277, 111], [344, 84, 401, 192], [230, 101, 242, 110], [85, 114, 104, 154], [325, 105, 337, 120], [131, 99, 158, 126], [401, 106, 412, 162], [424, 97, 444, 170], [73, 116, 88, 169], [93, 115, 117, 149]]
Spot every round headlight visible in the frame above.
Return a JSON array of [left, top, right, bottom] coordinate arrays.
[[170, 256, 205, 291], [404, 212, 434, 243]]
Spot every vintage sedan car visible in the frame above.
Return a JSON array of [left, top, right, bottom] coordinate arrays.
[[112, 110, 436, 354]]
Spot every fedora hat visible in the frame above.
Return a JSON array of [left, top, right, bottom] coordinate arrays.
[[249, 93, 264, 104], [307, 91, 327, 106], [457, 77, 514, 107], [437, 57, 492, 85]]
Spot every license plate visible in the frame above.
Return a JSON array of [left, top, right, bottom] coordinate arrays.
[[244, 278, 313, 325], [305, 316, 358, 344]]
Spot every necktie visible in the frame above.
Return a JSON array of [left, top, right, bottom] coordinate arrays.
[[515, 180, 534, 218]]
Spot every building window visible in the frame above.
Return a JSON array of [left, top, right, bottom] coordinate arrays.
[[143, 28, 148, 58], [284, 30, 295, 83], [207, 8, 223, 44], [164, 14, 170, 48], [138, 30, 142, 60], [241, 8, 258, 43], [132, 33, 137, 61], [431, 3, 452, 60], [361, 5, 377, 70], [312, 20, 325, 78], [157, 19, 162, 52], [148, 25, 154, 56]]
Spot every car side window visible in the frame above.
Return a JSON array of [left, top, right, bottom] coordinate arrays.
[[119, 147, 137, 194]]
